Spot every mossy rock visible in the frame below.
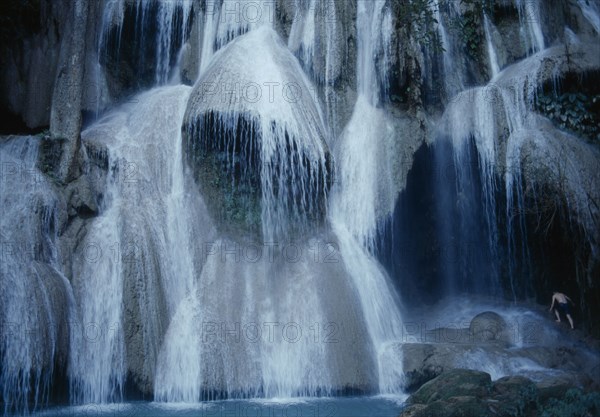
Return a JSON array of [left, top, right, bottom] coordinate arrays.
[[401, 396, 494, 417], [491, 376, 539, 416], [408, 369, 492, 405]]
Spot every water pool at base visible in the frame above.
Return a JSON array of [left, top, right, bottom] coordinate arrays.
[[29, 396, 407, 417]]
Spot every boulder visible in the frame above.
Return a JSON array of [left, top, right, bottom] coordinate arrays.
[[403, 372, 541, 417], [182, 26, 332, 239], [490, 376, 538, 415], [469, 311, 511, 345], [401, 343, 496, 392], [408, 369, 492, 405], [536, 376, 583, 405], [416, 396, 493, 417]]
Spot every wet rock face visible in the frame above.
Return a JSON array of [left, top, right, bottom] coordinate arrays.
[[182, 27, 332, 239]]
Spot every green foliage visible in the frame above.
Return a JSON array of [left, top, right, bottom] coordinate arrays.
[[446, 0, 494, 60], [459, 9, 481, 58], [536, 92, 600, 143], [540, 389, 600, 417]]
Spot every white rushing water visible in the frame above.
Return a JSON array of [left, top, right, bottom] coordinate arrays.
[[154, 23, 375, 400], [287, 0, 344, 139], [433, 0, 466, 97], [70, 85, 201, 404], [197, 0, 275, 73], [329, 0, 405, 394], [484, 15, 501, 78], [332, 0, 393, 248], [438, 35, 600, 299], [8, 0, 598, 411], [98, 0, 193, 86], [0, 137, 76, 414], [516, 0, 545, 53], [577, 0, 600, 34]]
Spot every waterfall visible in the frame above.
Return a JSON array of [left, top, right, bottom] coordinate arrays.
[[69, 85, 201, 404], [288, 0, 318, 70], [96, 0, 193, 97], [433, 0, 465, 97], [197, 0, 276, 75], [0, 137, 74, 414], [329, 0, 405, 393], [155, 24, 377, 400], [484, 15, 501, 78], [435, 39, 600, 299], [516, 0, 545, 53], [577, 0, 600, 33], [155, 0, 194, 84], [7, 0, 598, 411], [333, 0, 393, 248], [288, 0, 343, 139]]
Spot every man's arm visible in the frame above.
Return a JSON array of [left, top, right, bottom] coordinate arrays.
[[549, 295, 556, 311], [565, 295, 574, 304]]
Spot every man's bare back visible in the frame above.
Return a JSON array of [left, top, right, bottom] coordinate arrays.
[[553, 293, 569, 304], [550, 292, 574, 329]]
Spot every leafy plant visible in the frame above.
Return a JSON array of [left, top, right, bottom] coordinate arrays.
[[446, 0, 494, 60], [536, 92, 600, 143], [540, 389, 600, 417]]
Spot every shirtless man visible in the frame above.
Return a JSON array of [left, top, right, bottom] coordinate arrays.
[[549, 292, 575, 329]]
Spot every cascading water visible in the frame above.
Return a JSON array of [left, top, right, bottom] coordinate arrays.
[[95, 0, 193, 103], [154, 24, 374, 401], [429, 0, 562, 299], [0, 137, 74, 414], [70, 84, 204, 404], [200, 0, 277, 74], [433, 0, 466, 96], [4, 0, 600, 414], [577, 0, 600, 33], [516, 0, 545, 54], [288, 0, 350, 140], [436, 4, 600, 300], [329, 0, 405, 394], [484, 15, 501, 78]]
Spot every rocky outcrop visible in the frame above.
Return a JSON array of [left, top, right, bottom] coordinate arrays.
[[50, 0, 89, 182], [401, 370, 599, 417], [398, 310, 600, 393], [182, 27, 332, 239]]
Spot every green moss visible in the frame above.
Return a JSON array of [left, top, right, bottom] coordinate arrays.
[[392, 0, 444, 53], [540, 388, 600, 417]]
